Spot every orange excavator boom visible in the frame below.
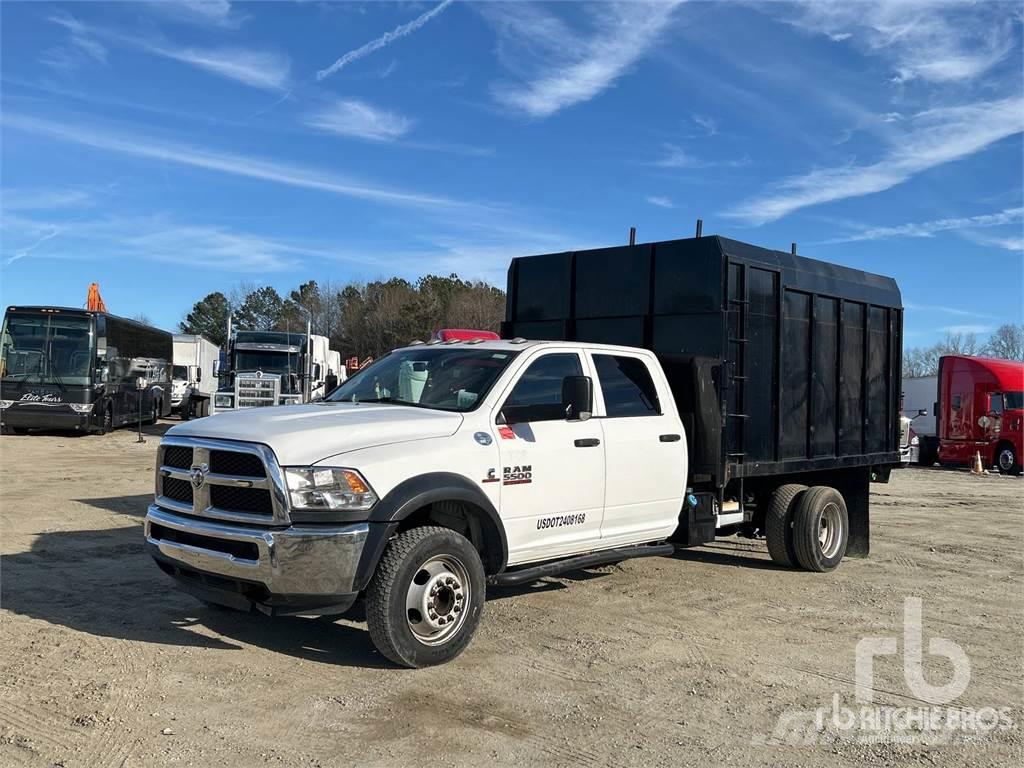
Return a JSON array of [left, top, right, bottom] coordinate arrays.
[[86, 283, 108, 313]]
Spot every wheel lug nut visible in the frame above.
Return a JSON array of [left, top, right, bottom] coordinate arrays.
[[454, 605, 462, 613]]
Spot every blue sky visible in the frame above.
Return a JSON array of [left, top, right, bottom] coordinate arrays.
[[1, 1, 1021, 345]]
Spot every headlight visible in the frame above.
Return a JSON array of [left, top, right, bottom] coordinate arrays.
[[214, 394, 233, 408], [0, 400, 12, 410], [68, 403, 94, 413], [911, 435, 919, 446], [284, 467, 377, 512]]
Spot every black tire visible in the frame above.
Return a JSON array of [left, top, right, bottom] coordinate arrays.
[[366, 526, 485, 668], [765, 484, 806, 567], [146, 400, 160, 425], [996, 443, 1021, 476], [792, 486, 849, 573], [96, 405, 113, 435]]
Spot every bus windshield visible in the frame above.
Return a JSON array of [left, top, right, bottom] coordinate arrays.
[[0, 311, 94, 385], [326, 347, 518, 412], [0, 312, 93, 386]]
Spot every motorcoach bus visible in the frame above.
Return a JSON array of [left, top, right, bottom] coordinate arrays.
[[1, 306, 172, 434]]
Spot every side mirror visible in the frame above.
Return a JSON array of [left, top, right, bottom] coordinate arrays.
[[195, 366, 202, 382], [213, 361, 220, 377], [916, 409, 927, 417], [562, 375, 593, 421], [312, 363, 322, 381], [100, 366, 109, 384]]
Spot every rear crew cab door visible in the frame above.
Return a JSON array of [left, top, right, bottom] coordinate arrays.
[[492, 350, 605, 565], [587, 350, 686, 545]]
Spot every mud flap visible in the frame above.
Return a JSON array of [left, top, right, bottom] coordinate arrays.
[[833, 467, 870, 558]]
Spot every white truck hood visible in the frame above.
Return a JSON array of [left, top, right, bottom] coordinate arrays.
[[167, 402, 463, 465]]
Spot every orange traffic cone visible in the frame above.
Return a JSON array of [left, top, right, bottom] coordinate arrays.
[[971, 451, 985, 475]]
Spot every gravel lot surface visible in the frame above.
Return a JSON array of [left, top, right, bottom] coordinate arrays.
[[1, 423, 1021, 767]]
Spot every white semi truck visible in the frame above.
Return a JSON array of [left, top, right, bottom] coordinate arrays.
[[144, 235, 903, 668], [171, 334, 220, 418], [212, 325, 344, 412]]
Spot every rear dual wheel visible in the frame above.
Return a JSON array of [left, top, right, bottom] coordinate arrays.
[[765, 484, 848, 572]]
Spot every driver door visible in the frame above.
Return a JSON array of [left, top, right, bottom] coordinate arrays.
[[494, 351, 605, 565]]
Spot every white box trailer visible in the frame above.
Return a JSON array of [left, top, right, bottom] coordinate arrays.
[[901, 375, 938, 465], [172, 334, 220, 418]]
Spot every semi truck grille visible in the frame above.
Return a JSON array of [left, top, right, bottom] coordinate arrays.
[[162, 476, 193, 504], [156, 439, 286, 524], [210, 450, 266, 478], [210, 485, 274, 516], [163, 446, 193, 470]]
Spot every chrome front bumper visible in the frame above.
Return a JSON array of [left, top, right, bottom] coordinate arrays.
[[145, 505, 369, 613]]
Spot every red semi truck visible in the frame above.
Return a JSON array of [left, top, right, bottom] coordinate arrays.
[[928, 355, 1024, 475]]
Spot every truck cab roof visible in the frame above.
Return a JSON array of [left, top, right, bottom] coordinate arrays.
[[395, 339, 656, 356]]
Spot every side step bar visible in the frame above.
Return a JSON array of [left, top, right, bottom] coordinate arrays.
[[488, 542, 675, 587]]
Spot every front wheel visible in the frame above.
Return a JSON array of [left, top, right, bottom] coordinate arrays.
[[997, 443, 1021, 476], [365, 526, 485, 668]]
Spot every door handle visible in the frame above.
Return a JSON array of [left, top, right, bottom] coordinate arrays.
[[659, 434, 681, 442], [574, 438, 601, 448]]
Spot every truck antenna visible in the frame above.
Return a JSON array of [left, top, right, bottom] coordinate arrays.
[[629, 226, 637, 246], [695, 219, 703, 238]]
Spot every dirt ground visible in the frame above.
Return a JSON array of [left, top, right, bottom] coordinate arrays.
[[1, 422, 1021, 768]]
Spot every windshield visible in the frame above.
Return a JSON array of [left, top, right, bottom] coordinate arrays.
[[327, 347, 519, 412], [234, 350, 300, 374], [1, 312, 93, 386], [172, 365, 188, 380], [1005, 391, 1024, 410]]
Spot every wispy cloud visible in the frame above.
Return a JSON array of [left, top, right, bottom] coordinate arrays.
[[646, 196, 674, 209], [727, 97, 1024, 225], [41, 13, 108, 72], [45, 14, 289, 91], [3, 226, 62, 266], [782, 1, 1017, 84], [959, 231, 1024, 252], [156, 47, 290, 91], [0, 187, 94, 211], [486, 1, 681, 118], [905, 303, 996, 320], [147, 0, 241, 29], [2, 113, 482, 213], [652, 143, 749, 170], [304, 99, 413, 142], [825, 207, 1024, 245], [1, 212, 392, 273], [692, 114, 718, 136], [317, 0, 454, 80]]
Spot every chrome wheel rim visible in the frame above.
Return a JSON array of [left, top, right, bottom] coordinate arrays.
[[406, 555, 470, 646], [818, 502, 843, 558], [999, 449, 1014, 471]]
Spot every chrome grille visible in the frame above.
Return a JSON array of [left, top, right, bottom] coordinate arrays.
[[210, 485, 274, 515], [162, 476, 193, 504], [163, 446, 193, 470], [210, 450, 265, 478], [155, 437, 289, 525]]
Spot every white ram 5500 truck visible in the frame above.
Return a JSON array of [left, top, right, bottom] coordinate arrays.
[[144, 233, 903, 667], [146, 340, 697, 666]]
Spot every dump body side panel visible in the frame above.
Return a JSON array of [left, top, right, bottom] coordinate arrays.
[[502, 236, 903, 490]]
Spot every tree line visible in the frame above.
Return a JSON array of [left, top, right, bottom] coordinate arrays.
[[179, 275, 505, 360], [179, 276, 1021, 374], [903, 324, 1024, 377]]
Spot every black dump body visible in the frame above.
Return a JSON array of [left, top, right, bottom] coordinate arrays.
[[502, 235, 903, 493]]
